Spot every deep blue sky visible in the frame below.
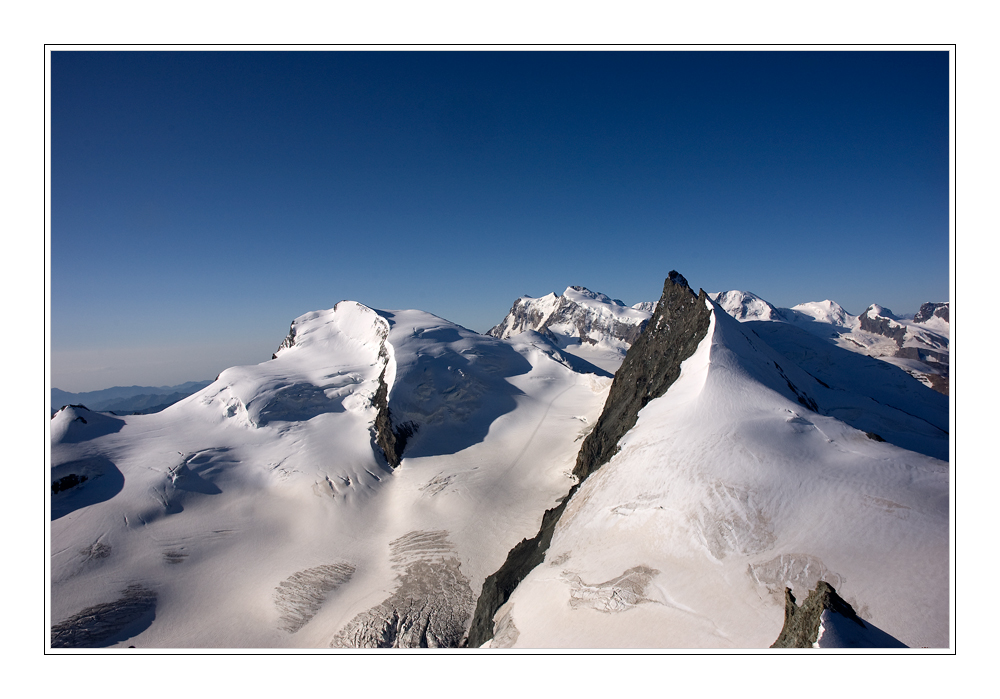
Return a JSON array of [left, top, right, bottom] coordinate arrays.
[[51, 50, 950, 392]]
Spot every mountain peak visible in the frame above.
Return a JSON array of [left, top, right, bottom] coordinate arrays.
[[666, 270, 690, 290], [709, 290, 783, 322], [488, 287, 650, 342], [864, 303, 897, 320], [565, 286, 626, 307], [914, 302, 949, 324]]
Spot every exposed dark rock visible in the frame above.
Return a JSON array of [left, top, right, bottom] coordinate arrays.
[[573, 271, 712, 482], [51, 473, 88, 494], [771, 581, 865, 648], [914, 302, 949, 324], [51, 456, 125, 520], [466, 272, 713, 647], [895, 346, 949, 365], [859, 306, 907, 347], [865, 431, 886, 442], [273, 320, 297, 359], [371, 360, 418, 469], [925, 374, 949, 395], [466, 488, 575, 647]]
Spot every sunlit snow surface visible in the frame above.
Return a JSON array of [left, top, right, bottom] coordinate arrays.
[[50, 301, 612, 648], [487, 302, 948, 649], [50, 296, 949, 649]]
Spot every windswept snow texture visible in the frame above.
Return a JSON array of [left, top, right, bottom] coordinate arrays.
[[488, 286, 652, 374], [487, 300, 948, 649], [51, 300, 611, 648], [710, 291, 950, 395]]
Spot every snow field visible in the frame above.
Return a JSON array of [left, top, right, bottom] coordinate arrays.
[[50, 302, 613, 648], [492, 303, 948, 648]]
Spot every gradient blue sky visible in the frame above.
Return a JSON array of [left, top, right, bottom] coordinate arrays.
[[51, 49, 950, 392]]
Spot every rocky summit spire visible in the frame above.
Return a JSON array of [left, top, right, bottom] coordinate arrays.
[[466, 272, 713, 647], [572, 271, 711, 482], [770, 581, 906, 648]]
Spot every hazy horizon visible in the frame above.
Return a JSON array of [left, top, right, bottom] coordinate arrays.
[[51, 49, 951, 393]]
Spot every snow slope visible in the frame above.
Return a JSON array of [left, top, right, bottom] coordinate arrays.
[[50, 301, 612, 648], [711, 292, 950, 394], [50, 284, 950, 650], [485, 299, 948, 649]]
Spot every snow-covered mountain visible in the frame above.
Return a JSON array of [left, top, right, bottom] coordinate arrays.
[[487, 286, 652, 374], [469, 273, 947, 649], [709, 292, 950, 394], [49, 275, 950, 650], [51, 301, 612, 648], [708, 290, 784, 322]]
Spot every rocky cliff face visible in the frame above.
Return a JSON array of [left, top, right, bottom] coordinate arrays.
[[770, 581, 907, 648], [914, 301, 949, 324], [465, 272, 712, 647], [572, 271, 712, 482], [371, 358, 413, 468], [771, 582, 861, 647], [857, 304, 949, 394], [487, 285, 651, 347], [272, 321, 297, 359], [858, 305, 908, 347]]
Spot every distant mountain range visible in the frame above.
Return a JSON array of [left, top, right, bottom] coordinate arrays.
[[708, 291, 949, 394], [50, 381, 213, 415], [50, 275, 950, 649]]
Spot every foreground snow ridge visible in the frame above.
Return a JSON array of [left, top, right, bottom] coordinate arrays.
[[50, 274, 949, 650]]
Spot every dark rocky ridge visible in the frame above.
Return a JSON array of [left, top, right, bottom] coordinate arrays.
[[572, 271, 712, 482], [465, 488, 575, 647], [371, 343, 416, 469], [465, 272, 712, 647], [914, 302, 949, 324], [272, 321, 297, 359], [858, 306, 907, 348], [857, 304, 950, 395], [771, 581, 867, 648]]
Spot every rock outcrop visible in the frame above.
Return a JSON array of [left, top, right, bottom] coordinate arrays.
[[466, 272, 713, 647], [914, 302, 949, 324], [770, 581, 906, 648], [371, 361, 416, 468], [573, 271, 712, 482], [272, 321, 297, 359], [858, 305, 907, 348]]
